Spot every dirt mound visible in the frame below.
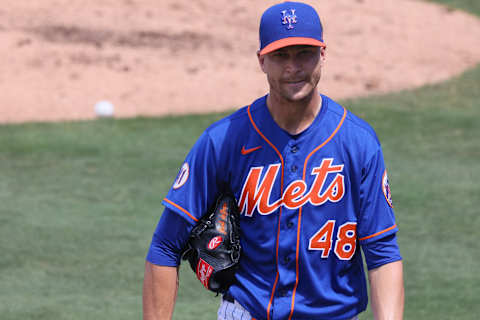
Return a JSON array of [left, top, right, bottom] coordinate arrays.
[[1, 0, 480, 123]]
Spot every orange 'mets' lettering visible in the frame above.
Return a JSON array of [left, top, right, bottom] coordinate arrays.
[[238, 159, 345, 216]]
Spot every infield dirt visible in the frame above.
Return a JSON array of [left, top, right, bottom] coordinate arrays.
[[1, 0, 480, 123]]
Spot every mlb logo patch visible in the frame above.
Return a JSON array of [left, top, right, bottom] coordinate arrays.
[[196, 258, 214, 289]]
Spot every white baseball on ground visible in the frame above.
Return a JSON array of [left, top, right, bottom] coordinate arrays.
[[94, 100, 115, 118]]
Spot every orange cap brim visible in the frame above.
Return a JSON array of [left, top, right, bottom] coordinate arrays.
[[259, 37, 326, 56]]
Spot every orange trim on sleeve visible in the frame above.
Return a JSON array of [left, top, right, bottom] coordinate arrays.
[[247, 104, 284, 320], [163, 198, 198, 223], [289, 107, 347, 320], [358, 224, 397, 241]]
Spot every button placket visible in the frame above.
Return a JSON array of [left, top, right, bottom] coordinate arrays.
[[275, 139, 302, 305]]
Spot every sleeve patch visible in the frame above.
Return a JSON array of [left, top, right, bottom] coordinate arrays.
[[173, 162, 189, 189], [382, 170, 393, 208]]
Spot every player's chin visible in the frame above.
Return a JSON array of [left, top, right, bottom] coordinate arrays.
[[282, 84, 314, 102]]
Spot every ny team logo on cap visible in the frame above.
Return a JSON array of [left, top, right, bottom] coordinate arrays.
[[281, 9, 297, 29], [259, 1, 326, 56]]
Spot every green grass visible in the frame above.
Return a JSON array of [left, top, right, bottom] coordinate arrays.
[[426, 0, 480, 16], [1, 1, 479, 319], [346, 64, 480, 320], [1, 65, 479, 320], [0, 115, 224, 319]]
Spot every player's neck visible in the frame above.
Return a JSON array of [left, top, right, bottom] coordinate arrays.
[[266, 90, 322, 135]]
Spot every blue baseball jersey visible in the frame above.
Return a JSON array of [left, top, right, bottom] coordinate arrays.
[[162, 94, 398, 320]]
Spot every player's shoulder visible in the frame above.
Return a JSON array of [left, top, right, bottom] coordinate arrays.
[[323, 95, 380, 145], [203, 96, 264, 137], [209, 105, 250, 129]]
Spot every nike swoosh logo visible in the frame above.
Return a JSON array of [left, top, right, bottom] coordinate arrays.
[[241, 145, 262, 155]]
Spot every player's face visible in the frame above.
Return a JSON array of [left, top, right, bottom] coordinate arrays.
[[258, 45, 326, 103]]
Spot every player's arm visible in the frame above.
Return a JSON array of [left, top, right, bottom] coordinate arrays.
[[368, 260, 404, 320], [357, 142, 404, 318], [143, 208, 194, 320], [143, 262, 178, 320], [362, 233, 404, 320]]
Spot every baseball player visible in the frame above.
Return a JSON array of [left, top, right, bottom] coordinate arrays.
[[143, 2, 404, 320]]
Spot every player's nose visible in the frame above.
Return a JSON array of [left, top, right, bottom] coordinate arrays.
[[283, 57, 302, 75]]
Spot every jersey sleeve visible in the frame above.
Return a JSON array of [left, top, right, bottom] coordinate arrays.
[[162, 130, 222, 224], [357, 147, 398, 244], [146, 207, 192, 266], [361, 233, 402, 270]]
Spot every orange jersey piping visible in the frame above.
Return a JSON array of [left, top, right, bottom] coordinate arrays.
[[288, 107, 347, 320], [163, 198, 198, 223], [247, 104, 284, 320], [358, 224, 397, 241]]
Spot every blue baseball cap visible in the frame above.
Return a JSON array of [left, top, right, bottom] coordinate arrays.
[[259, 1, 326, 56]]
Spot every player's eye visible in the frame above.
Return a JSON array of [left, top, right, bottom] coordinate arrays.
[[272, 51, 288, 59], [298, 50, 314, 58]]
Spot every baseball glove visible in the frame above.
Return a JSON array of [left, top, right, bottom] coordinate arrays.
[[182, 194, 241, 293]]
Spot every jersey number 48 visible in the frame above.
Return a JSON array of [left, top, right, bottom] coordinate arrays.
[[308, 220, 357, 260]]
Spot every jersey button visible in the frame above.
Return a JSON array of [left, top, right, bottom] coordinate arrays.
[[279, 289, 288, 297], [287, 221, 294, 229], [291, 145, 298, 153], [291, 165, 298, 172], [283, 256, 291, 264]]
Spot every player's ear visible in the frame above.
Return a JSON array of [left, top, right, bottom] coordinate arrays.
[[320, 46, 327, 65], [257, 51, 267, 73]]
